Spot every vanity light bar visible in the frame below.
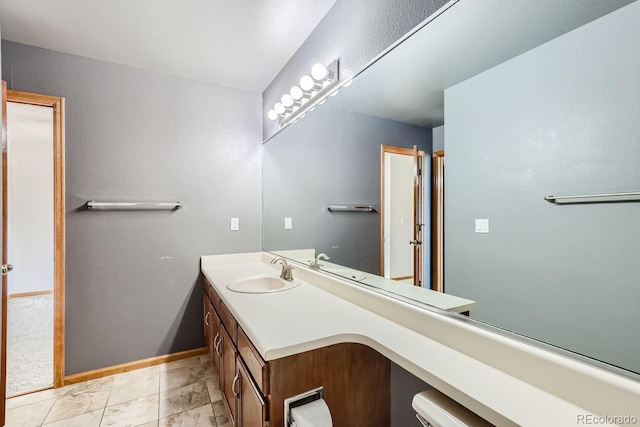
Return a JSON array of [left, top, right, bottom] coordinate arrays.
[[267, 60, 340, 127]]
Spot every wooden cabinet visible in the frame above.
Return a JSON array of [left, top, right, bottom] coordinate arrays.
[[220, 324, 237, 425], [203, 295, 210, 346], [203, 276, 390, 427], [203, 294, 221, 375], [237, 356, 266, 427], [204, 283, 253, 427]]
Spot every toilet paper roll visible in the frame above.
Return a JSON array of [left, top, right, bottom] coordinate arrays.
[[290, 398, 333, 427]]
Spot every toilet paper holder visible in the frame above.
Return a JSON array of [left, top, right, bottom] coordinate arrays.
[[284, 386, 325, 427]]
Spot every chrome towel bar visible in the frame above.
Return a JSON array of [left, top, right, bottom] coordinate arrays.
[[544, 192, 640, 202], [86, 201, 182, 211], [326, 204, 376, 212]]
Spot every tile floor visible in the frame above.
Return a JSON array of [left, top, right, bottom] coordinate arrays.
[[5, 355, 232, 427]]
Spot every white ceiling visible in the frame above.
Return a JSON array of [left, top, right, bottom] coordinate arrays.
[[0, 0, 337, 93]]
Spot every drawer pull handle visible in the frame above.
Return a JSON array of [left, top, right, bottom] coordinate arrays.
[[204, 312, 211, 326], [214, 334, 222, 356], [232, 373, 240, 397]]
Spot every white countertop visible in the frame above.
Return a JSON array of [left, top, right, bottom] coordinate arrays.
[[201, 252, 640, 427], [202, 260, 388, 360], [273, 250, 476, 313]]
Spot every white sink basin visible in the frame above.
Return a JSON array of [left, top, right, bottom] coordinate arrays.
[[227, 275, 300, 293], [327, 269, 367, 282]]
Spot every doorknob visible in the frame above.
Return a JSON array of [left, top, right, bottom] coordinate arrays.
[[1, 264, 13, 275], [409, 240, 422, 246]]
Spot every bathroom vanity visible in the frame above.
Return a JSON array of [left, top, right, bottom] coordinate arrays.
[[201, 254, 393, 426], [201, 252, 640, 426]]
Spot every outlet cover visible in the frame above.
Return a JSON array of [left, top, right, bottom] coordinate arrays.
[[230, 217, 239, 231], [475, 219, 489, 233], [284, 217, 293, 230]]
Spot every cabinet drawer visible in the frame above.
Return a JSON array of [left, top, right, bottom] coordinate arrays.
[[238, 327, 269, 395], [218, 301, 237, 344], [205, 277, 221, 314]]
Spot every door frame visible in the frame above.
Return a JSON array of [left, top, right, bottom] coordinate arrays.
[[4, 89, 66, 393], [432, 150, 444, 292], [1, 80, 7, 426], [380, 145, 425, 284]]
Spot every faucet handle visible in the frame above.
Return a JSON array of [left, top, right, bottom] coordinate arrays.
[[270, 257, 294, 281], [282, 265, 294, 281]]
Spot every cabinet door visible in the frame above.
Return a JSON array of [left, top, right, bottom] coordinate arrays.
[[203, 293, 211, 345], [210, 305, 222, 379], [220, 326, 237, 425], [237, 357, 266, 427]]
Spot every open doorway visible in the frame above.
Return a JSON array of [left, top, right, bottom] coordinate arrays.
[[380, 145, 425, 287], [2, 89, 65, 401]]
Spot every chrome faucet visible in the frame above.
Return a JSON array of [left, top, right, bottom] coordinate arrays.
[[270, 257, 294, 281], [310, 253, 330, 269]]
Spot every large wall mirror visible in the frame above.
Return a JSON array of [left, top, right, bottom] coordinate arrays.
[[262, 0, 640, 377]]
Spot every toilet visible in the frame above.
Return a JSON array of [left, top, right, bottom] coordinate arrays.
[[412, 389, 494, 427]]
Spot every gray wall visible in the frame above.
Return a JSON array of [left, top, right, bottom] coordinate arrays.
[[263, 105, 431, 275], [432, 125, 444, 153], [444, 2, 640, 373], [2, 41, 262, 375], [391, 362, 431, 426], [262, 0, 448, 140]]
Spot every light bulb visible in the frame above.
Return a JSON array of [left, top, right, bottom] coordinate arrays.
[[274, 102, 285, 114], [311, 63, 328, 80], [330, 89, 339, 97], [300, 98, 309, 105], [300, 75, 314, 91], [290, 86, 303, 100], [281, 94, 294, 107], [343, 78, 353, 87], [267, 109, 278, 120]]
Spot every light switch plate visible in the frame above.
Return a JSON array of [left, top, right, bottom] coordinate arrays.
[[284, 217, 293, 230], [230, 217, 239, 231], [475, 219, 489, 233]]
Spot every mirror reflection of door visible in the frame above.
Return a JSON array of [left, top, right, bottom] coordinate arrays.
[[381, 145, 424, 286], [432, 150, 444, 292]]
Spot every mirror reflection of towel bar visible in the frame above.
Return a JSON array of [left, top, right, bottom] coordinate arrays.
[[86, 201, 182, 211], [544, 191, 640, 202], [326, 204, 376, 212]]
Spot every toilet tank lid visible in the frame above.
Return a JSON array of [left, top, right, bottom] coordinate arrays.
[[412, 389, 494, 427]]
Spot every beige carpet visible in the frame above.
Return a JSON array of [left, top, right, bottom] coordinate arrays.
[[6, 294, 54, 396]]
